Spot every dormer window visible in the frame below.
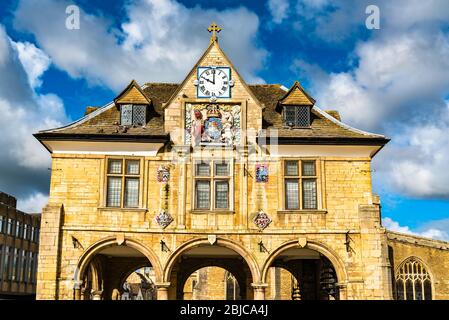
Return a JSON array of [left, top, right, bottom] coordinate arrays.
[[120, 104, 147, 126], [284, 106, 311, 128]]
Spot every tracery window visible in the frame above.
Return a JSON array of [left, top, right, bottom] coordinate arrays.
[[395, 257, 432, 300], [225, 271, 240, 300]]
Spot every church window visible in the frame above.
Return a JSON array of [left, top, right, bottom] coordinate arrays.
[[284, 106, 311, 127], [120, 104, 147, 126], [194, 161, 231, 210], [395, 257, 432, 300], [106, 158, 141, 208], [284, 160, 317, 210]]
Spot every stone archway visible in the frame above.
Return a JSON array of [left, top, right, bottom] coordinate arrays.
[[163, 237, 261, 300], [261, 240, 348, 300], [73, 236, 163, 300]]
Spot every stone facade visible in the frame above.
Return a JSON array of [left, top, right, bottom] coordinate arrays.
[[33, 26, 449, 300]]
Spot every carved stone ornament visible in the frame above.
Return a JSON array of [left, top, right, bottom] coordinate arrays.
[[253, 210, 272, 230], [155, 210, 174, 229], [157, 165, 170, 183], [208, 234, 217, 245], [298, 237, 307, 248], [255, 164, 269, 183]]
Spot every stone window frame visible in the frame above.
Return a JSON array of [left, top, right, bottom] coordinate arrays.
[[103, 156, 144, 209], [278, 158, 324, 212], [191, 158, 235, 213], [395, 257, 433, 300]]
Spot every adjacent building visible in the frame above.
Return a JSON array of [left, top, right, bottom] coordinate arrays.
[[33, 24, 449, 300], [0, 192, 40, 299]]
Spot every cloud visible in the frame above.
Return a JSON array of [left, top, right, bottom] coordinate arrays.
[[11, 41, 51, 88], [13, 0, 268, 91], [290, 1, 449, 199], [382, 217, 449, 241], [17, 192, 49, 214], [268, 0, 289, 24], [0, 24, 69, 210]]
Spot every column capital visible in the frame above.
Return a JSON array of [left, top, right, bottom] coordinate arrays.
[[155, 282, 171, 289], [251, 283, 269, 289]]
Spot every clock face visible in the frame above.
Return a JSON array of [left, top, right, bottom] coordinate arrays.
[[197, 67, 231, 98]]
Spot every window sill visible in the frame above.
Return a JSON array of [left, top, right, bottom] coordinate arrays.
[[277, 210, 327, 214], [98, 207, 148, 212], [189, 210, 235, 215]]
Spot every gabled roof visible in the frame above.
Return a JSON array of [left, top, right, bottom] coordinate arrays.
[[34, 82, 388, 147], [114, 80, 151, 105], [162, 39, 266, 110], [279, 81, 315, 106]]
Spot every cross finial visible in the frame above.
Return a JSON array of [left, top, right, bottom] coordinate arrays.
[[208, 22, 221, 43]]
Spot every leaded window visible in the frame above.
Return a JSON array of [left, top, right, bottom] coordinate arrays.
[[395, 257, 432, 300], [120, 104, 147, 126], [284, 160, 317, 210], [106, 158, 141, 208], [194, 161, 231, 210], [284, 106, 311, 127]]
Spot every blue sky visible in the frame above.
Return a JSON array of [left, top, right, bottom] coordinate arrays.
[[0, 0, 449, 240]]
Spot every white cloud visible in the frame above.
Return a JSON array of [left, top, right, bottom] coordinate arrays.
[[291, 2, 449, 199], [17, 192, 48, 214], [268, 0, 289, 24], [13, 0, 268, 91], [11, 41, 51, 88], [382, 217, 449, 242], [0, 24, 69, 210]]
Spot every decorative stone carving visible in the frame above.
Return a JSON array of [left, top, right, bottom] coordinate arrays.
[[208, 234, 217, 245], [157, 165, 170, 183], [155, 210, 173, 229], [253, 210, 272, 230], [255, 164, 269, 183], [185, 103, 241, 146]]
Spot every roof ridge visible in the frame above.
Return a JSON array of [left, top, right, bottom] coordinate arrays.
[[313, 106, 386, 138]]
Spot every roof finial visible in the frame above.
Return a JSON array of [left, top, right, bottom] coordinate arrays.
[[208, 22, 221, 44]]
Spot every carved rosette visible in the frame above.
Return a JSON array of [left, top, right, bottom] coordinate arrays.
[[253, 210, 272, 230], [155, 210, 174, 229]]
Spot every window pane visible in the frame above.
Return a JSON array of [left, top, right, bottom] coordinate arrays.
[[285, 107, 296, 126], [108, 159, 122, 174], [195, 180, 210, 209], [303, 179, 317, 209], [302, 161, 316, 176], [215, 181, 229, 209], [285, 161, 298, 176], [126, 160, 140, 175], [215, 163, 229, 176], [196, 163, 210, 176], [296, 106, 310, 127], [107, 177, 122, 207], [121, 104, 133, 126], [133, 105, 146, 126], [124, 178, 139, 208], [0, 216, 4, 233], [285, 179, 299, 210]]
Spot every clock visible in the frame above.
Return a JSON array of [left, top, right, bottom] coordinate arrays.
[[196, 66, 231, 98]]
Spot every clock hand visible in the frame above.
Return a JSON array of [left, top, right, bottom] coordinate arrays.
[[200, 76, 214, 84], [212, 70, 216, 85]]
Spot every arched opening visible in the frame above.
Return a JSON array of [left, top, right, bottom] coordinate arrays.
[[395, 257, 433, 300], [263, 246, 341, 300], [75, 239, 162, 300], [165, 239, 258, 300], [120, 266, 157, 300], [182, 267, 241, 300]]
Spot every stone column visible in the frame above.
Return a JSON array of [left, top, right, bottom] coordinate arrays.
[[252, 283, 268, 300], [91, 290, 103, 300], [73, 280, 83, 300], [155, 282, 171, 300]]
